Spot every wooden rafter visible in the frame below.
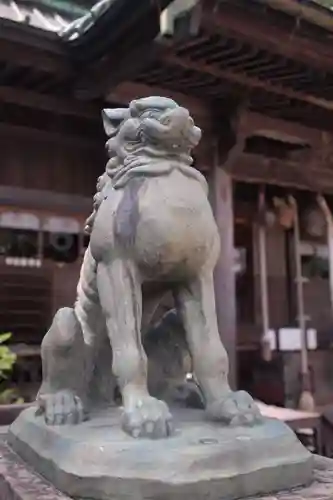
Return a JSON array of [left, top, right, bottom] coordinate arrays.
[[161, 52, 333, 112], [200, 1, 333, 73]]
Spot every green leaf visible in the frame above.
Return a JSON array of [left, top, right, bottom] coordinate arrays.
[[0, 332, 23, 403], [0, 333, 12, 344], [0, 333, 16, 381], [0, 388, 24, 405]]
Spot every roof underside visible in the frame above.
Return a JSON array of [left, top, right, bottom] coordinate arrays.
[[0, 0, 331, 133], [127, 0, 333, 131]]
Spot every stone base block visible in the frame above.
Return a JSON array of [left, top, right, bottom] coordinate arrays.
[[7, 406, 313, 500]]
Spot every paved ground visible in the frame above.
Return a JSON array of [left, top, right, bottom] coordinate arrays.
[[0, 442, 70, 499], [246, 456, 333, 500]]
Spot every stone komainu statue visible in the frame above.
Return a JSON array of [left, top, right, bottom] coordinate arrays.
[[37, 97, 260, 439]]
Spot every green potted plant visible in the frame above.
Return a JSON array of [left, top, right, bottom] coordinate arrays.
[[0, 333, 30, 426]]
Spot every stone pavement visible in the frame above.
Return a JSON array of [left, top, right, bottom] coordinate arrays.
[[0, 442, 69, 500], [246, 456, 333, 500]]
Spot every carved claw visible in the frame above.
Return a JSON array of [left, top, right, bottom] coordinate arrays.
[[206, 390, 262, 427], [121, 396, 174, 439], [36, 390, 87, 426]]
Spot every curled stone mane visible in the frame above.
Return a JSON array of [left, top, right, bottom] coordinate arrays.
[[85, 97, 207, 234], [105, 97, 207, 191]]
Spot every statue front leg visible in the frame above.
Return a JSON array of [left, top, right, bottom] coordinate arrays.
[[97, 259, 173, 439], [175, 272, 262, 426]]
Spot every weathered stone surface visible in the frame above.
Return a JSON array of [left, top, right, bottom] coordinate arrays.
[[8, 407, 312, 500], [36, 97, 262, 441]]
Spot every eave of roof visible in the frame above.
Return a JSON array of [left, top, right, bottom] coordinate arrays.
[[23, 0, 88, 18], [0, 0, 332, 64], [59, 0, 174, 65], [57, 0, 333, 67], [0, 0, 88, 33]]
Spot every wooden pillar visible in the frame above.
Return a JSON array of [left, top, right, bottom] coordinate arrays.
[[257, 187, 272, 360], [288, 195, 315, 411], [317, 194, 333, 317], [209, 164, 237, 389]]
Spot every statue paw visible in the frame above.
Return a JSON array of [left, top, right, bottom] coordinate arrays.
[[122, 396, 174, 439], [206, 390, 262, 427], [37, 390, 86, 426]]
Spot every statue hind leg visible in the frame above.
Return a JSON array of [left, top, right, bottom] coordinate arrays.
[[175, 271, 262, 426], [97, 258, 173, 439], [37, 305, 112, 424], [37, 307, 88, 425]]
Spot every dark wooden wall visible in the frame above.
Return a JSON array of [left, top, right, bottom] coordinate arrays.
[[0, 121, 105, 345], [0, 133, 105, 197]]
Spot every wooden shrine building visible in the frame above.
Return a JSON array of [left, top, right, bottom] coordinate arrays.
[[1, 0, 333, 407]]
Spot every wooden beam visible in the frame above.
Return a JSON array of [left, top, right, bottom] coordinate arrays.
[[0, 18, 64, 52], [0, 122, 101, 150], [109, 81, 331, 147], [231, 152, 328, 191], [0, 86, 100, 119], [0, 186, 92, 216], [0, 38, 69, 75], [201, 2, 333, 73], [162, 53, 333, 112], [243, 111, 327, 148]]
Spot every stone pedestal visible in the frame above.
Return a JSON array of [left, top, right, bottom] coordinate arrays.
[[7, 406, 314, 500], [2, 443, 333, 500]]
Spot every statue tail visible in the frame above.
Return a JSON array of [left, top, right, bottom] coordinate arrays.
[[74, 245, 102, 345]]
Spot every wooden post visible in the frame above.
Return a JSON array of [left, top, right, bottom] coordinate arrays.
[[210, 155, 237, 389], [317, 194, 333, 317], [257, 187, 271, 360], [288, 195, 315, 411]]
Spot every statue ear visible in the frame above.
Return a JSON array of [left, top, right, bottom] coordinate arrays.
[[102, 108, 128, 137]]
